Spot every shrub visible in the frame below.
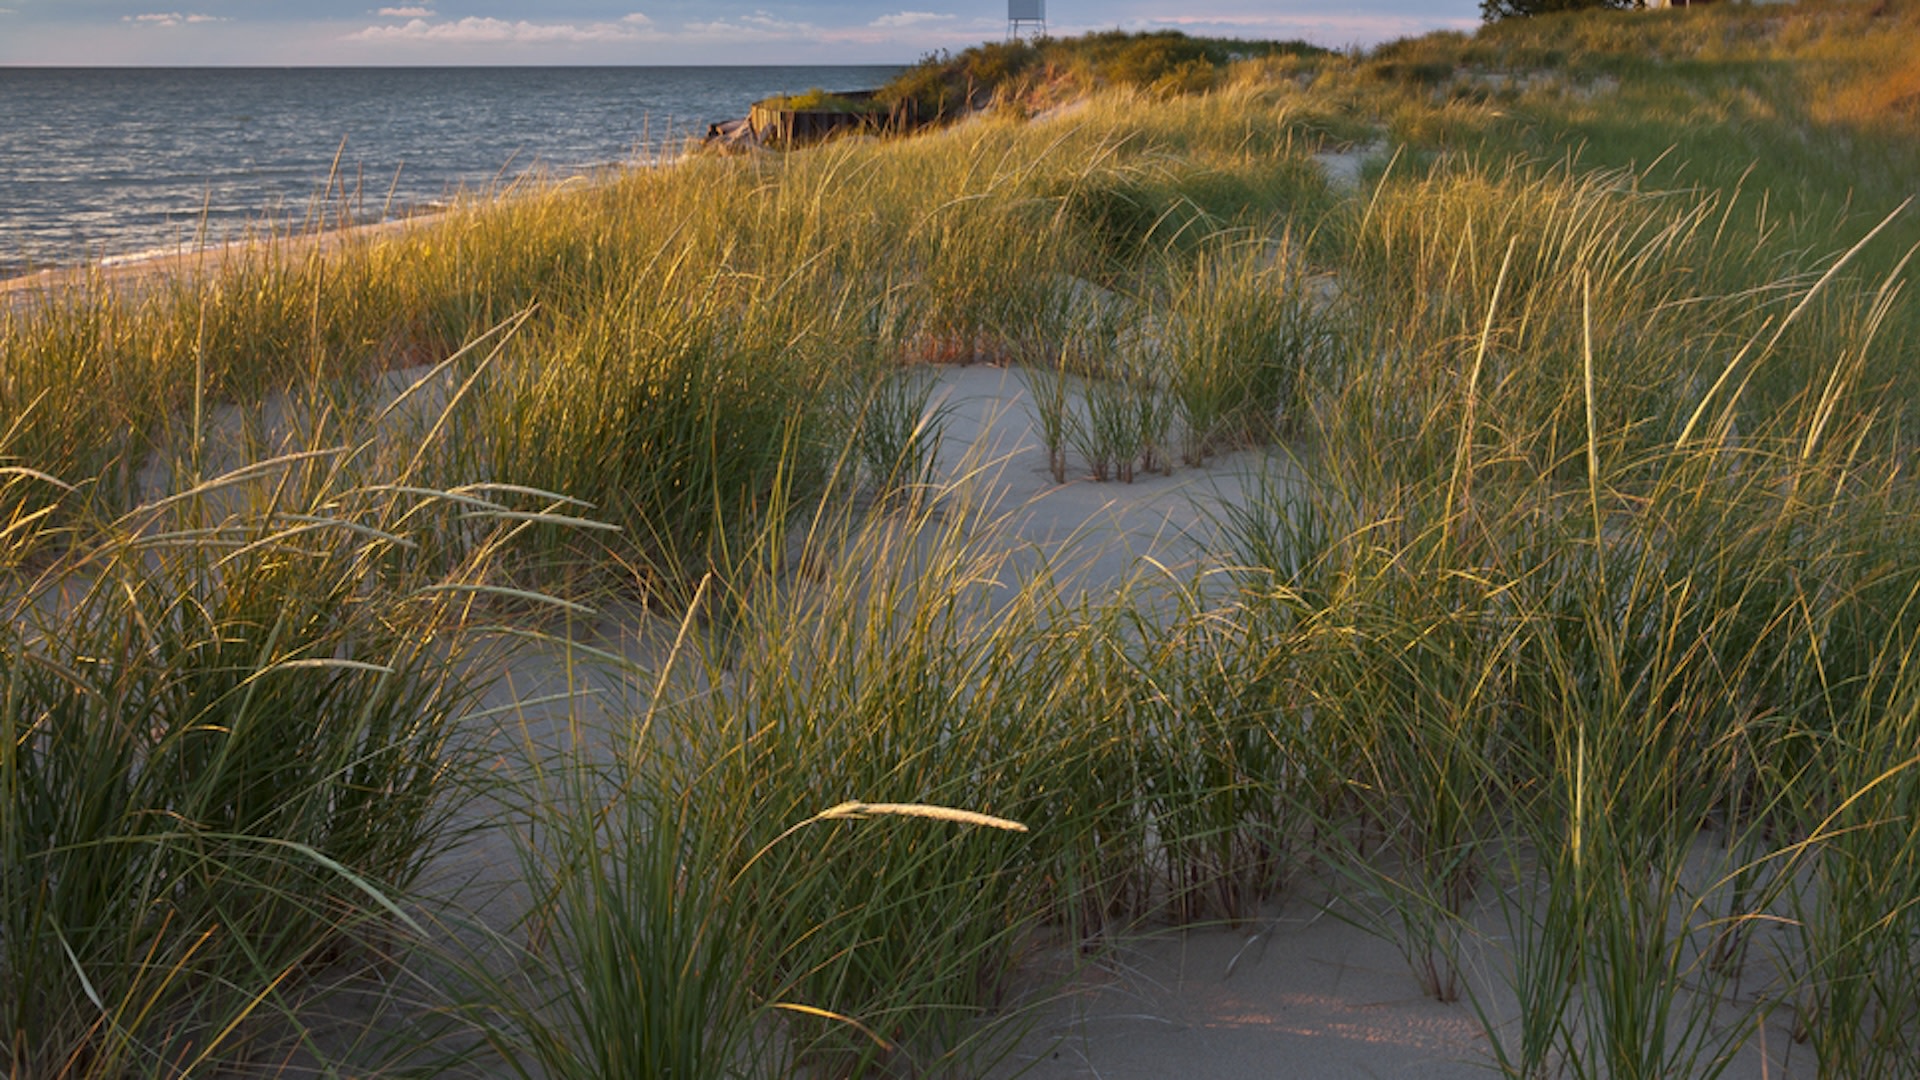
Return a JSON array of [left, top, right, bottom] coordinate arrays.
[[1482, 0, 1642, 20]]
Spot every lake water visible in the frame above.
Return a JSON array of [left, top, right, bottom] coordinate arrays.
[[0, 65, 904, 277]]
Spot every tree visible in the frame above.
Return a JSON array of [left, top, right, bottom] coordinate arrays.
[[1481, 0, 1642, 20]]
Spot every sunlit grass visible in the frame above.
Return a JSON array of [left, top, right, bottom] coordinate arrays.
[[5, 9, 1920, 1076]]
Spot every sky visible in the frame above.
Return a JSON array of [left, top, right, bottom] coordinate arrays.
[[0, 2, 1484, 66]]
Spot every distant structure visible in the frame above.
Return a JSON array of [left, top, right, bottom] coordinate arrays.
[[1008, 0, 1046, 40]]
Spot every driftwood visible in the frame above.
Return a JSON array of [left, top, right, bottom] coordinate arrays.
[[704, 116, 761, 148]]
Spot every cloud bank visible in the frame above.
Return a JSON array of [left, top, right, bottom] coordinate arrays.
[[347, 13, 655, 45], [871, 11, 955, 28], [681, 10, 817, 38], [123, 12, 225, 27]]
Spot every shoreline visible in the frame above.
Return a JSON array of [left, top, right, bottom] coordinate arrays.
[[0, 64, 911, 308], [0, 156, 664, 309]]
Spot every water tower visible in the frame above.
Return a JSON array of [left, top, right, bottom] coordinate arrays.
[[1008, 0, 1046, 40]]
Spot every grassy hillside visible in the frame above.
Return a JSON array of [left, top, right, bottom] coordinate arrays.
[[875, 29, 1331, 119], [1349, 2, 1920, 329], [4, 4, 1919, 1077]]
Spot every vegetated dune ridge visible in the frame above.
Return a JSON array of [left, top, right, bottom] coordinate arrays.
[[0, 212, 436, 309], [4, 4, 1920, 1077]]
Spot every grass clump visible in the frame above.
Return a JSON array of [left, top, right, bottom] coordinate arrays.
[[0, 460, 511, 1076], [476, 272, 843, 601], [1158, 238, 1321, 463]]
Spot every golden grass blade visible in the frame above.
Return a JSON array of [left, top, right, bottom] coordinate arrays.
[[769, 1002, 895, 1052], [814, 801, 1029, 833]]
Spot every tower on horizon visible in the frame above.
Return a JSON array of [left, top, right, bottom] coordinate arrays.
[[1008, 0, 1046, 40]]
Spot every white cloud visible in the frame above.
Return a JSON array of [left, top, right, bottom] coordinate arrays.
[[375, 6, 436, 16], [871, 11, 954, 29], [123, 12, 227, 26], [683, 10, 815, 38], [347, 14, 657, 45]]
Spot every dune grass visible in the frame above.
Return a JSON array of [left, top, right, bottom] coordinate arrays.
[[5, 8, 1920, 1077], [0, 442, 533, 1075]]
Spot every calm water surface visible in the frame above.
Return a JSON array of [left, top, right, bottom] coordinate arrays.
[[0, 66, 902, 276]]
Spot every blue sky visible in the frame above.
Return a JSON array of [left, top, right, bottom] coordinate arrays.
[[0, 2, 1483, 65]]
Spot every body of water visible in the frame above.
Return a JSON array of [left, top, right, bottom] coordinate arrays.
[[0, 65, 903, 277]]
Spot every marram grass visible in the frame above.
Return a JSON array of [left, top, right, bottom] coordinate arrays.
[[5, 9, 1920, 1077]]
